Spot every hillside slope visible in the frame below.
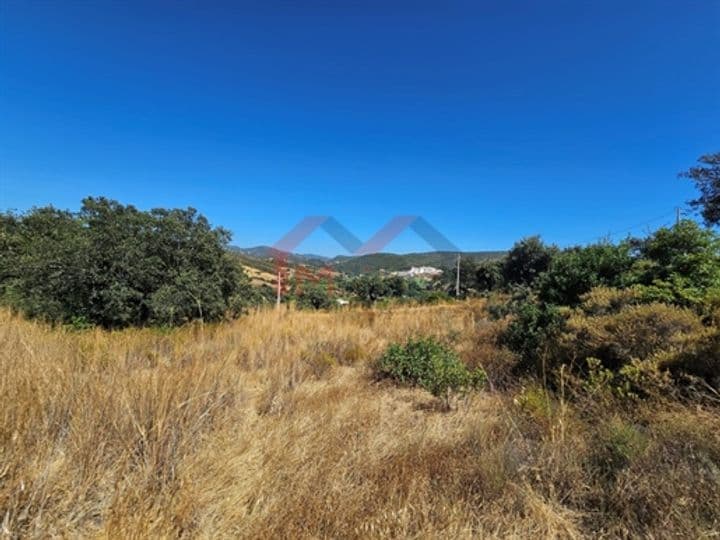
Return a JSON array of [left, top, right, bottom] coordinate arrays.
[[330, 250, 505, 275], [232, 246, 505, 275]]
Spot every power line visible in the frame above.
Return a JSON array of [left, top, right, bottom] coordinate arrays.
[[574, 210, 678, 246]]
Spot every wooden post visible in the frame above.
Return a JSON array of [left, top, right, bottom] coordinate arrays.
[[276, 267, 282, 308], [455, 254, 461, 298]]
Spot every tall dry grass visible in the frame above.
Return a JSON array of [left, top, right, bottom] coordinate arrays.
[[1, 302, 719, 538]]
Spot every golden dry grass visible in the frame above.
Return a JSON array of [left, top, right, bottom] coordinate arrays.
[[241, 264, 276, 287], [1, 302, 719, 538]]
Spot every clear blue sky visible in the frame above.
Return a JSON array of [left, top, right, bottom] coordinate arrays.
[[1, 1, 718, 255]]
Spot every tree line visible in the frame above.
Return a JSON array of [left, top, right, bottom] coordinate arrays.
[[443, 219, 720, 309], [446, 152, 720, 298], [0, 197, 256, 328], [1, 152, 718, 327]]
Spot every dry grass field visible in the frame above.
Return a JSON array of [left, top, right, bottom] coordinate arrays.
[[2, 302, 719, 538]]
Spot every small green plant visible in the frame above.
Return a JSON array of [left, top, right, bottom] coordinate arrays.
[[514, 384, 555, 424], [67, 315, 94, 331], [593, 417, 649, 480], [375, 337, 486, 406]]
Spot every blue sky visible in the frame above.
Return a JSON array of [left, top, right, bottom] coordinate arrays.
[[1, 1, 718, 255]]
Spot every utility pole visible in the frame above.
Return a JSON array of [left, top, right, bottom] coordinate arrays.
[[455, 254, 461, 298], [276, 267, 282, 308], [676, 207, 681, 227]]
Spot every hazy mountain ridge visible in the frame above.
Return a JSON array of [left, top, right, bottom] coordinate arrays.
[[231, 246, 506, 275], [229, 246, 330, 266], [329, 250, 506, 275]]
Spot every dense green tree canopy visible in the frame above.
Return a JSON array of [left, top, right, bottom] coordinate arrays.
[[0, 198, 250, 327], [538, 242, 634, 305], [384, 275, 408, 298], [475, 260, 502, 292], [349, 274, 389, 306], [630, 220, 720, 307], [295, 282, 333, 310], [502, 236, 557, 287]]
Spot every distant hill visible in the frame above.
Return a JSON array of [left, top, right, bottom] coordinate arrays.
[[230, 246, 505, 276], [328, 251, 506, 275], [230, 246, 329, 267], [229, 251, 276, 273]]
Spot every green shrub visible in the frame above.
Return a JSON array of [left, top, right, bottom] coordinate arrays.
[[375, 337, 486, 403], [500, 300, 566, 374], [295, 282, 333, 310], [514, 384, 555, 424], [552, 300, 706, 398], [559, 302, 704, 371], [657, 330, 720, 388], [500, 293, 711, 397], [577, 286, 641, 316], [419, 290, 452, 304], [487, 285, 533, 320], [583, 356, 673, 400], [68, 315, 94, 331], [629, 221, 720, 308]]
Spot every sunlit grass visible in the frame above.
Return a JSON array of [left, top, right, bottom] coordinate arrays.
[[1, 301, 718, 537]]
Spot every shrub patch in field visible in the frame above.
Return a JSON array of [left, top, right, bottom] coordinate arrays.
[[375, 337, 486, 405]]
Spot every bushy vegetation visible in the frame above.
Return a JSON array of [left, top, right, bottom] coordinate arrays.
[[499, 299, 565, 373], [537, 241, 634, 305], [375, 337, 485, 404], [502, 235, 558, 287], [0, 198, 255, 327], [431, 189, 720, 397], [327, 273, 446, 308], [295, 282, 334, 310]]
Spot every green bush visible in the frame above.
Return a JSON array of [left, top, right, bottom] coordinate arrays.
[[295, 282, 333, 310], [629, 220, 720, 308], [417, 290, 451, 304], [657, 330, 720, 388], [500, 300, 566, 374], [559, 302, 704, 371], [576, 286, 641, 316], [375, 337, 486, 403], [554, 298, 708, 397]]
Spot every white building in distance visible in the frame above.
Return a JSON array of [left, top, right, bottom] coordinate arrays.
[[391, 266, 443, 278]]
